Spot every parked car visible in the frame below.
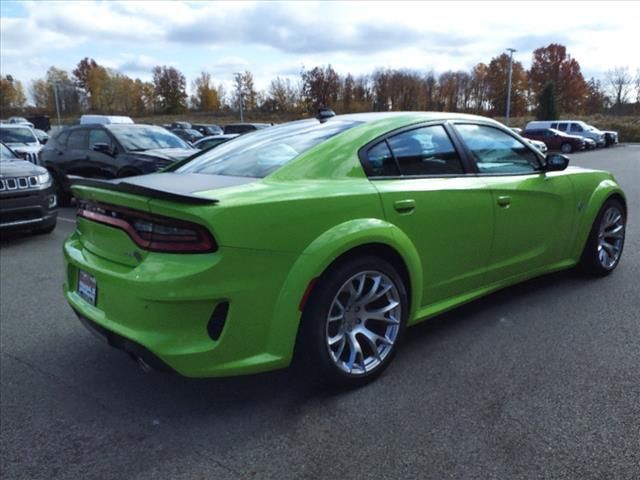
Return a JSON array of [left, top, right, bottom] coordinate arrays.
[[586, 124, 618, 147], [524, 138, 548, 154], [7, 116, 34, 128], [0, 124, 42, 164], [1, 142, 57, 234], [40, 124, 195, 205], [525, 120, 605, 147], [223, 122, 272, 135], [170, 121, 192, 130], [80, 115, 134, 125], [170, 128, 204, 144], [192, 124, 223, 136], [63, 112, 626, 386], [26, 115, 51, 132], [522, 128, 586, 153], [583, 137, 597, 150], [33, 128, 49, 144], [193, 134, 239, 150]]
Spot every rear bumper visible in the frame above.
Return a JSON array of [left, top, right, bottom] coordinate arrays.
[[63, 232, 300, 377]]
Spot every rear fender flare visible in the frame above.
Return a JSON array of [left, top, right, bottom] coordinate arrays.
[[266, 218, 422, 362]]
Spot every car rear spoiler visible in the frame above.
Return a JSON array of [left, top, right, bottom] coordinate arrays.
[[70, 177, 219, 205]]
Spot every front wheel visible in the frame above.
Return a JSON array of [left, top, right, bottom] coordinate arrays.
[[297, 256, 408, 387], [579, 199, 626, 276], [561, 142, 573, 154]]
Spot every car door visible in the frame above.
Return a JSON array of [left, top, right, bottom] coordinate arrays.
[[364, 123, 495, 308], [87, 128, 119, 178], [452, 123, 575, 283], [63, 129, 93, 177]]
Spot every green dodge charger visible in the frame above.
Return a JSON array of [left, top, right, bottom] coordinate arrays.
[[64, 112, 627, 386]]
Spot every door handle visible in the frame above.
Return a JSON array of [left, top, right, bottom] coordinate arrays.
[[497, 195, 511, 207], [394, 199, 415, 213]]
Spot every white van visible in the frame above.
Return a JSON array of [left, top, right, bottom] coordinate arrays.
[[525, 120, 605, 147], [79, 115, 134, 125]]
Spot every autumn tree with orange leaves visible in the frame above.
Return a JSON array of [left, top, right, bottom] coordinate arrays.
[[528, 43, 588, 114]]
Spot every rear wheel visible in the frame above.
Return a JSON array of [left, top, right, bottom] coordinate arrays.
[[579, 199, 626, 276], [561, 142, 573, 154], [297, 256, 408, 387]]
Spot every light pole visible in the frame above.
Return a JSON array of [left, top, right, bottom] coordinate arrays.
[[233, 72, 244, 122], [505, 48, 516, 126], [52, 82, 62, 128]]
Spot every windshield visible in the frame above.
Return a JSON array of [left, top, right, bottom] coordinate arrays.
[[110, 126, 190, 151], [0, 127, 38, 145], [178, 119, 361, 178], [0, 143, 19, 161]]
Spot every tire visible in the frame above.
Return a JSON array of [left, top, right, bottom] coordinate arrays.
[[579, 198, 626, 276], [51, 173, 71, 207], [561, 142, 573, 154], [297, 256, 408, 387]]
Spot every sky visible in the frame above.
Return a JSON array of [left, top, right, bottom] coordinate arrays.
[[1, 0, 639, 99]]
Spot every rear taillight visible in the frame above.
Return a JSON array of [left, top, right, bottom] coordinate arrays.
[[77, 200, 217, 253]]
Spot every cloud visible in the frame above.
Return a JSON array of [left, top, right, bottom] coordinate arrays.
[[166, 2, 473, 56]]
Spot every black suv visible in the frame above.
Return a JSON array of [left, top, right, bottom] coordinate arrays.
[[40, 124, 196, 204]]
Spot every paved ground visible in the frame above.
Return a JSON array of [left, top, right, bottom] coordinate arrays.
[[1, 146, 639, 479]]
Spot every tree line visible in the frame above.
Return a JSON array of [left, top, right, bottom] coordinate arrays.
[[1, 43, 639, 119]]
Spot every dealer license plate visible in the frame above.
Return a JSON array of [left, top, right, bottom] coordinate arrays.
[[77, 270, 97, 306]]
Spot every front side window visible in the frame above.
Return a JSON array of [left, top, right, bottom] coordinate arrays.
[[179, 119, 361, 178], [67, 130, 88, 150], [570, 123, 583, 133], [386, 125, 464, 176], [455, 124, 539, 174], [88, 129, 113, 149]]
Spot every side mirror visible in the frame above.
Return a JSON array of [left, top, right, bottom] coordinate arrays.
[[544, 153, 569, 171], [92, 143, 113, 155]]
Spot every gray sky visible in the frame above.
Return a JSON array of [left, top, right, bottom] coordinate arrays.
[[1, 0, 638, 95]]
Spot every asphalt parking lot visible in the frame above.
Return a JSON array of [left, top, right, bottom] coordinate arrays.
[[1, 146, 639, 479]]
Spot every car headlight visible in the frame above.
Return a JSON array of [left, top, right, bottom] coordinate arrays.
[[38, 171, 52, 188]]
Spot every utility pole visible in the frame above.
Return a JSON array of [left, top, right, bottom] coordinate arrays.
[[52, 82, 62, 128], [233, 72, 244, 122], [505, 48, 516, 126]]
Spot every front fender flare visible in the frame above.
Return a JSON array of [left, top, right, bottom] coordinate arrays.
[[265, 218, 422, 363], [571, 179, 626, 259]]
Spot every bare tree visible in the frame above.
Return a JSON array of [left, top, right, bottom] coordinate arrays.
[[606, 66, 632, 113]]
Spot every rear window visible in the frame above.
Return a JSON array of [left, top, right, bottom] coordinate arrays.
[[178, 119, 361, 178]]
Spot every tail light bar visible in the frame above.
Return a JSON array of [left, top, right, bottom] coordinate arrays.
[[77, 200, 217, 253]]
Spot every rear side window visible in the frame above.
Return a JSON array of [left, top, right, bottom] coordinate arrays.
[[67, 130, 88, 150], [557, 123, 568, 132], [386, 125, 463, 176], [367, 142, 399, 176], [455, 124, 539, 174]]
